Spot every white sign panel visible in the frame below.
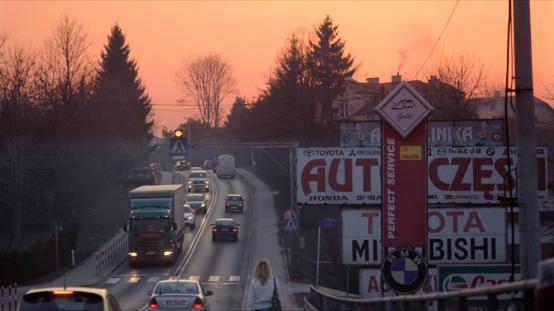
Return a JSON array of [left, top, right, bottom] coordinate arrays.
[[428, 146, 548, 204], [375, 82, 433, 138], [296, 148, 381, 205], [342, 209, 381, 265], [359, 268, 438, 298], [341, 208, 506, 265]]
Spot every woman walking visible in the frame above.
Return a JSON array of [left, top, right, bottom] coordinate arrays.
[[246, 260, 281, 311]]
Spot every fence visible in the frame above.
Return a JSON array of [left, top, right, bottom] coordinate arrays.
[[305, 279, 538, 311], [94, 231, 128, 275], [0, 284, 20, 311]]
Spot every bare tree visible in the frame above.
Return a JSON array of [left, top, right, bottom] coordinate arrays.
[[175, 54, 237, 127], [426, 51, 487, 118]]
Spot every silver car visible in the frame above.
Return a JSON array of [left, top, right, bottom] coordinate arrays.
[[147, 280, 212, 311], [185, 193, 207, 215], [183, 205, 196, 230]]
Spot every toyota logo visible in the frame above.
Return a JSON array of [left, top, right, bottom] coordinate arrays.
[[304, 149, 314, 157]]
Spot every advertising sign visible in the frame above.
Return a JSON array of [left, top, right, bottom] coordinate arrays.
[[428, 146, 548, 203], [296, 148, 381, 205], [342, 208, 505, 265], [340, 122, 381, 147], [439, 265, 520, 307], [381, 248, 428, 293], [340, 120, 505, 147], [359, 268, 438, 298], [342, 209, 381, 265]]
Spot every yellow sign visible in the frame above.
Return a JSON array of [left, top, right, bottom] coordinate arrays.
[[400, 146, 422, 160]]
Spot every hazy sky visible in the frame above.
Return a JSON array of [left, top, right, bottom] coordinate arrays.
[[1, 1, 553, 135]]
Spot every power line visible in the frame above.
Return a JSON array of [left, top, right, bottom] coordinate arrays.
[[415, 0, 461, 79]]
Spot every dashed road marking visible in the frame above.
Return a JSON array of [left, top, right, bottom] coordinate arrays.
[[105, 278, 120, 284], [208, 275, 220, 282], [229, 276, 240, 282], [127, 276, 141, 283], [147, 277, 160, 283]]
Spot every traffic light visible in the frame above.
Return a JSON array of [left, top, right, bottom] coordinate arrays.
[[174, 129, 184, 138]]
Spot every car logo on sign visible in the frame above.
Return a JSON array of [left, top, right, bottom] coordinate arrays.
[[304, 149, 314, 157]]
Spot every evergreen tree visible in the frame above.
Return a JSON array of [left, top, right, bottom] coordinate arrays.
[[91, 24, 153, 170], [306, 15, 356, 130], [225, 96, 251, 138]]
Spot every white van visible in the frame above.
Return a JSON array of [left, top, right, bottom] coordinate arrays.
[[216, 154, 236, 178]]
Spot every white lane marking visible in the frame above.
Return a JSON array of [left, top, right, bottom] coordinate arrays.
[[188, 275, 200, 281], [105, 278, 120, 284], [127, 276, 140, 283], [208, 275, 220, 282], [147, 277, 160, 283], [229, 276, 240, 282]]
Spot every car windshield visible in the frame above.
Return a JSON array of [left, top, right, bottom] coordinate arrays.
[[130, 198, 173, 210], [183, 206, 193, 213], [189, 172, 206, 178], [20, 291, 103, 311], [155, 282, 198, 295], [216, 219, 235, 227], [227, 195, 242, 201], [131, 218, 170, 232], [186, 194, 204, 202]]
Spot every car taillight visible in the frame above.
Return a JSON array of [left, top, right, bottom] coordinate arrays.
[[53, 290, 73, 295], [239, 203, 243, 207], [232, 227, 238, 232], [212, 228, 218, 232], [149, 297, 160, 309], [192, 297, 204, 309], [225, 204, 230, 207]]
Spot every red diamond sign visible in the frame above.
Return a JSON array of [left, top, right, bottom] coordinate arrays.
[[375, 82, 433, 138]]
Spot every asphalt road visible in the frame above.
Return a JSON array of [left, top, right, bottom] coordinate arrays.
[[99, 171, 256, 311]]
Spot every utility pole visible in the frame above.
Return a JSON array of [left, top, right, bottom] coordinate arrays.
[[513, 0, 540, 280]]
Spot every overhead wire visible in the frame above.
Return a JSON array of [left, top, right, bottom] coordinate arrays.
[[414, 0, 461, 79]]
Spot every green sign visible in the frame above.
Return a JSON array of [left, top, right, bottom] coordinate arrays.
[[439, 265, 520, 307]]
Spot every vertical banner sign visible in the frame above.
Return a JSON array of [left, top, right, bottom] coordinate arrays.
[[375, 82, 433, 247]]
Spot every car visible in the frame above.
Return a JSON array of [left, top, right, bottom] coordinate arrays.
[[202, 159, 214, 170], [147, 279, 212, 311], [187, 170, 209, 193], [183, 204, 196, 230], [175, 160, 190, 171], [211, 218, 239, 242], [185, 193, 207, 214], [190, 166, 202, 171], [18, 287, 122, 311], [224, 194, 245, 213]]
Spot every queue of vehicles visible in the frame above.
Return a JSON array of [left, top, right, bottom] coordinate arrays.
[[18, 156, 241, 310]]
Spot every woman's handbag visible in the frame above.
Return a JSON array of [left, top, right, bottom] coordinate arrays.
[[270, 277, 282, 311]]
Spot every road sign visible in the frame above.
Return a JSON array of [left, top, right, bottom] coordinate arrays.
[[284, 210, 297, 231], [381, 248, 428, 294], [169, 137, 189, 158], [319, 217, 337, 228]]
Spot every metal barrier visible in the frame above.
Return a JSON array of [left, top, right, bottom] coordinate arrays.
[[0, 284, 20, 311], [306, 279, 537, 311], [95, 231, 128, 275]]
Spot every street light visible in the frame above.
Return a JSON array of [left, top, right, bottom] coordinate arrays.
[[174, 129, 184, 138]]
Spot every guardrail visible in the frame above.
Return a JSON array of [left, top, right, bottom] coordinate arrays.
[[0, 284, 20, 311], [306, 279, 537, 311], [95, 231, 128, 275]]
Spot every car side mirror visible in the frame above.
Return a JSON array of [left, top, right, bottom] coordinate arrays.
[[147, 290, 152, 295], [206, 290, 213, 296]]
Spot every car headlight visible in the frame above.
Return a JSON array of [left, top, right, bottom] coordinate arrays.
[[128, 251, 138, 257], [187, 181, 193, 184], [163, 250, 173, 256], [201, 203, 206, 208], [204, 180, 209, 184]]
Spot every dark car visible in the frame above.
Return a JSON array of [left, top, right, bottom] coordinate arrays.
[[118, 167, 157, 187], [175, 160, 190, 171], [202, 160, 214, 171], [211, 218, 239, 242], [224, 194, 244, 213], [147, 279, 212, 311]]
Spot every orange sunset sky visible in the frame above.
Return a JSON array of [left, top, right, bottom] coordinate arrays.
[[1, 1, 553, 135]]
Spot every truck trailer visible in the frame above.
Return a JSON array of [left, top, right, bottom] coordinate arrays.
[[124, 184, 185, 267]]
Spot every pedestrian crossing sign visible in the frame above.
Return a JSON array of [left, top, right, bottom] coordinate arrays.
[[169, 137, 189, 157], [284, 218, 297, 231]]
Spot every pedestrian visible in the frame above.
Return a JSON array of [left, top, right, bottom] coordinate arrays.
[[246, 260, 281, 311]]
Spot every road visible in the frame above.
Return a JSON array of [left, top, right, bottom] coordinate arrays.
[[99, 170, 258, 311]]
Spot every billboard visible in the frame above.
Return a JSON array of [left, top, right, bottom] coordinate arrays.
[[359, 268, 437, 298], [428, 146, 548, 203], [296, 148, 381, 205], [342, 208, 506, 265], [439, 265, 520, 307], [340, 120, 505, 147]]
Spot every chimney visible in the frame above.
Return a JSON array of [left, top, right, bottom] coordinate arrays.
[[366, 77, 380, 85], [391, 73, 401, 83]]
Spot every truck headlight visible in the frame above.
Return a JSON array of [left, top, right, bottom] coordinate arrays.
[[201, 203, 206, 208], [128, 251, 138, 257], [163, 250, 173, 256]]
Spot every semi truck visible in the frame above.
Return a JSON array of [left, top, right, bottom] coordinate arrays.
[[124, 184, 185, 267]]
